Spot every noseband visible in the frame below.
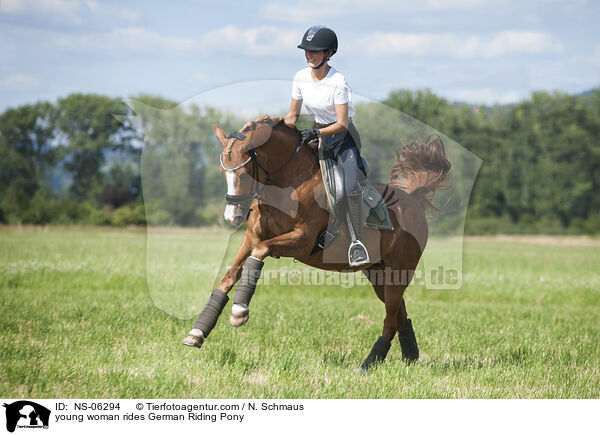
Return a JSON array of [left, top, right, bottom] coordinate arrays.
[[220, 129, 304, 214]]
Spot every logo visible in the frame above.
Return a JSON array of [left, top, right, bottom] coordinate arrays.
[[306, 25, 324, 41], [3, 401, 50, 433]]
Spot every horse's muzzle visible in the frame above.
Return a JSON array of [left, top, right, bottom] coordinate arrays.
[[224, 204, 248, 227]]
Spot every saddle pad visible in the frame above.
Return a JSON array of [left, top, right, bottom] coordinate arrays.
[[317, 139, 393, 230]]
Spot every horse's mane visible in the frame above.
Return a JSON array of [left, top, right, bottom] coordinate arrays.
[[225, 115, 299, 156]]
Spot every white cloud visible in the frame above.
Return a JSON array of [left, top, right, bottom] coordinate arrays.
[[0, 0, 139, 25], [52, 27, 196, 53], [198, 25, 297, 56], [87, 1, 140, 23], [589, 44, 600, 66], [103, 27, 195, 52], [358, 30, 564, 58], [0, 0, 82, 23], [423, 0, 505, 10], [83, 0, 97, 12], [192, 72, 208, 83], [49, 25, 298, 57], [260, 0, 382, 22], [487, 31, 564, 56], [0, 73, 40, 90], [0, 0, 79, 14], [447, 88, 523, 104], [260, 0, 579, 21]]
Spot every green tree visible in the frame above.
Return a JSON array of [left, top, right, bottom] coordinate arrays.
[[0, 102, 60, 221], [133, 95, 241, 225], [57, 94, 137, 202]]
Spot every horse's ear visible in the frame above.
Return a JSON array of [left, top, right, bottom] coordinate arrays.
[[212, 125, 226, 146]]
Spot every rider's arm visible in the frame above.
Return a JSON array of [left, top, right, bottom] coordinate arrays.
[[285, 98, 302, 129], [318, 103, 348, 137]]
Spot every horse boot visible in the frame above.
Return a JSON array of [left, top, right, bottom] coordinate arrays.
[[397, 318, 419, 362], [346, 188, 370, 267], [182, 289, 229, 348], [359, 335, 391, 372], [230, 256, 264, 327]]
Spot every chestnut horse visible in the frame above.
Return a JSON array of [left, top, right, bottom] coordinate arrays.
[[182, 115, 451, 371]]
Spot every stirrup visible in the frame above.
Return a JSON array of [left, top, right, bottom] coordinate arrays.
[[348, 240, 370, 266]]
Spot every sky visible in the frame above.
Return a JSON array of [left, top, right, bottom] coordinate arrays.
[[1, 0, 599, 113]]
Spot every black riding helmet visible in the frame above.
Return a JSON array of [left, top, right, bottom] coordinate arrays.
[[297, 26, 338, 69]]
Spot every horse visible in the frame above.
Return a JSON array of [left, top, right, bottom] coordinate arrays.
[[182, 115, 451, 371]]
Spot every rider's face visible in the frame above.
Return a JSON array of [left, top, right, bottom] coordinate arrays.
[[305, 50, 327, 68]]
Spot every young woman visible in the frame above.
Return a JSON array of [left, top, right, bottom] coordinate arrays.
[[285, 25, 370, 266]]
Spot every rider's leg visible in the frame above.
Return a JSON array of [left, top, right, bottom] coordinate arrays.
[[338, 147, 370, 266], [330, 156, 346, 218]]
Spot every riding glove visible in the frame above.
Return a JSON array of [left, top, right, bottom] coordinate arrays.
[[300, 127, 320, 144]]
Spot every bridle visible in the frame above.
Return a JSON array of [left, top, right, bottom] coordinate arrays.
[[220, 129, 305, 215]]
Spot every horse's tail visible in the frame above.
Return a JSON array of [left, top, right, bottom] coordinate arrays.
[[388, 135, 451, 211]]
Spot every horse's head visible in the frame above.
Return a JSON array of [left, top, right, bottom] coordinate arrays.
[[214, 116, 281, 226]]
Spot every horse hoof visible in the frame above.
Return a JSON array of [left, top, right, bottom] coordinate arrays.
[[229, 304, 249, 327], [354, 366, 367, 375], [181, 329, 204, 348]]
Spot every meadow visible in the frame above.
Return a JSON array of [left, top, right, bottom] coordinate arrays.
[[0, 226, 598, 398]]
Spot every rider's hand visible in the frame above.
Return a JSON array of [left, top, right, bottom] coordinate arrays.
[[300, 127, 320, 144]]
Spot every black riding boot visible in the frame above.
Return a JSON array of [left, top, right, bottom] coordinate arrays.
[[346, 188, 370, 266]]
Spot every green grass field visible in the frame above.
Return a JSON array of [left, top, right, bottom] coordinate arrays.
[[1, 226, 598, 398]]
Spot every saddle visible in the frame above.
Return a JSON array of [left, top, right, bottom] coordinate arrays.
[[312, 139, 393, 254]]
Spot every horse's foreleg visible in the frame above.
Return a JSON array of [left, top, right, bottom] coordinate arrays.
[[182, 234, 254, 348], [229, 227, 312, 327], [229, 255, 263, 327], [249, 227, 311, 260]]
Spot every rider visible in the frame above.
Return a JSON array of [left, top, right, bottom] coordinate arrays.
[[285, 25, 369, 267]]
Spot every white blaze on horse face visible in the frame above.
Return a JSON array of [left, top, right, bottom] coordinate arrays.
[[224, 171, 245, 224], [226, 171, 236, 196]]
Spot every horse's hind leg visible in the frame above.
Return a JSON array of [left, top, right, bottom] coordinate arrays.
[[397, 299, 419, 362], [360, 264, 420, 368], [362, 263, 385, 303], [359, 282, 408, 371]]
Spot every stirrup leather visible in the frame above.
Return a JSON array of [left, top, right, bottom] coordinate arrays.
[[346, 188, 370, 266]]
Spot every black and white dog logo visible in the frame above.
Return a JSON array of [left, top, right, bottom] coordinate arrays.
[[3, 401, 50, 433]]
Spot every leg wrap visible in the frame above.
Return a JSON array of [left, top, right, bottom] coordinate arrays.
[[359, 335, 391, 371], [397, 318, 419, 361], [192, 289, 229, 337], [233, 257, 264, 307]]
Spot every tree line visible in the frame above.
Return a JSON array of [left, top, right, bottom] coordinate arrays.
[[0, 89, 599, 234]]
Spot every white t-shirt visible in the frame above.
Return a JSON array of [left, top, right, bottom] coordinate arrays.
[[291, 67, 355, 125]]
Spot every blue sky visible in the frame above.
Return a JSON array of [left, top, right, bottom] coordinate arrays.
[[1, 0, 599, 112]]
